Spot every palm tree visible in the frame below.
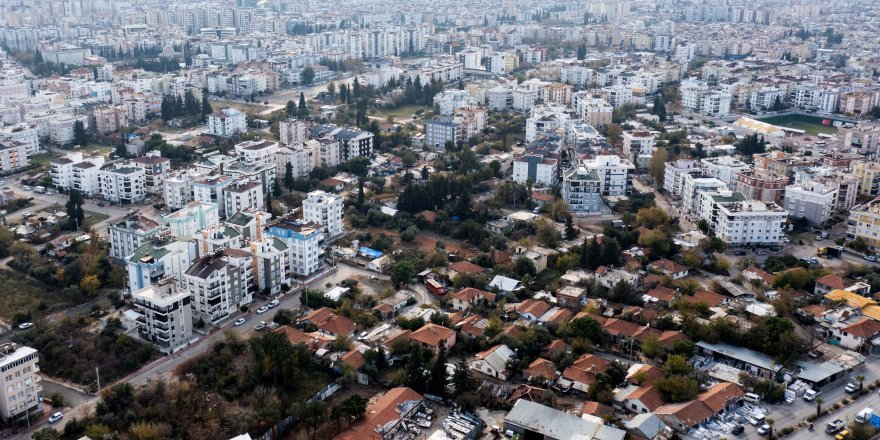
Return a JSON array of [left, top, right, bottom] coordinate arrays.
[[767, 418, 775, 440], [815, 397, 824, 418], [857, 374, 865, 393]]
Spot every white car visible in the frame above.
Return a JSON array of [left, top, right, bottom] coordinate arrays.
[[253, 322, 266, 331], [865, 255, 877, 262], [749, 414, 766, 425], [18, 322, 33, 330], [804, 389, 820, 401], [256, 305, 269, 314], [268, 299, 280, 308], [757, 424, 771, 435], [233, 318, 246, 326], [22, 185, 31, 191], [48, 412, 63, 423]]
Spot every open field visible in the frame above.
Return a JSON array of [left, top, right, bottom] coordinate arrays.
[[371, 104, 427, 123], [757, 113, 840, 135], [211, 99, 272, 115], [0, 269, 68, 321], [83, 211, 110, 229]]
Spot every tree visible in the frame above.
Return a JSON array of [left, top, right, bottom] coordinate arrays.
[[301, 66, 315, 85], [201, 91, 212, 116], [73, 120, 90, 147], [284, 162, 295, 191], [652, 95, 667, 121], [298, 92, 309, 118], [451, 357, 474, 397], [767, 418, 775, 440], [815, 397, 823, 418], [265, 189, 274, 216], [80, 275, 101, 296], [641, 334, 663, 358], [536, 218, 562, 247], [327, 81, 336, 97], [427, 341, 449, 397], [655, 375, 700, 402], [564, 215, 578, 240], [392, 261, 415, 288], [286, 100, 296, 117], [32, 428, 60, 440], [347, 157, 371, 208], [65, 189, 85, 230], [293, 400, 328, 440], [664, 354, 693, 376], [648, 148, 669, 186], [404, 345, 427, 392], [857, 374, 865, 393]]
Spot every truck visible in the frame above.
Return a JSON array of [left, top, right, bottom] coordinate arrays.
[[818, 246, 844, 258], [855, 407, 873, 423], [33, 186, 46, 194]]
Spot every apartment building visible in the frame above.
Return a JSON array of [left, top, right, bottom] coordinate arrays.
[[702, 156, 749, 186], [249, 237, 290, 295], [234, 139, 279, 169], [680, 79, 732, 117], [223, 181, 264, 218], [267, 220, 325, 277], [108, 215, 164, 259], [424, 118, 459, 151], [162, 169, 204, 210], [132, 153, 171, 194], [334, 128, 373, 161], [93, 106, 127, 135], [847, 198, 880, 247], [699, 191, 787, 244], [192, 175, 235, 213], [279, 119, 310, 146], [681, 175, 727, 217], [582, 155, 636, 196], [784, 181, 838, 225], [185, 254, 251, 325], [749, 87, 785, 111], [512, 153, 559, 187], [525, 106, 570, 143], [562, 167, 602, 216], [302, 190, 344, 239], [98, 164, 147, 204], [732, 170, 789, 204], [207, 108, 247, 137], [48, 114, 89, 145], [622, 131, 655, 169], [0, 344, 41, 422], [276, 143, 318, 179], [852, 161, 880, 197], [663, 159, 698, 197], [574, 96, 613, 127], [163, 201, 221, 237], [0, 140, 28, 173], [131, 280, 193, 353], [0, 123, 40, 156], [126, 238, 199, 293], [50, 152, 105, 194]]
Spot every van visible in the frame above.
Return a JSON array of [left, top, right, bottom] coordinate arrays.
[[743, 393, 760, 403], [856, 407, 873, 423]]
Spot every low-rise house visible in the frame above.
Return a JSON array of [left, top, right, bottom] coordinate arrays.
[[448, 261, 487, 277], [299, 307, 357, 339], [656, 382, 744, 433], [523, 358, 558, 385], [559, 354, 611, 393], [470, 344, 514, 380], [625, 385, 665, 414], [335, 387, 425, 440], [503, 400, 626, 440], [489, 275, 524, 294], [456, 314, 488, 340], [644, 286, 677, 306], [595, 266, 640, 289], [557, 285, 587, 310], [681, 290, 728, 308], [450, 288, 496, 312], [409, 323, 456, 354], [815, 274, 850, 296], [648, 259, 689, 279], [625, 413, 672, 440], [515, 299, 552, 321]]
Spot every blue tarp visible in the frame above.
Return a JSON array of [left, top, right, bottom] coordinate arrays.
[[359, 247, 383, 259]]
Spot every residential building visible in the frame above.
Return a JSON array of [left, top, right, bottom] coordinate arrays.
[[504, 399, 626, 440], [335, 387, 424, 440], [512, 153, 559, 187], [424, 118, 459, 151], [847, 198, 880, 247], [852, 161, 880, 197], [562, 166, 602, 215], [131, 279, 193, 353], [663, 160, 698, 197], [582, 155, 635, 196], [48, 114, 89, 145], [732, 170, 789, 204], [784, 181, 838, 225], [299, 307, 356, 338], [622, 131, 654, 169], [185, 254, 251, 325], [207, 108, 247, 137], [223, 181, 264, 219], [93, 106, 127, 134], [576, 96, 613, 127], [98, 164, 147, 204], [162, 169, 204, 210], [749, 87, 785, 111], [0, 140, 28, 173], [107, 215, 163, 259], [249, 237, 290, 295], [234, 139, 279, 169], [681, 175, 727, 217], [302, 190, 344, 239], [702, 156, 749, 186], [0, 344, 41, 422], [699, 191, 787, 245], [470, 344, 514, 380], [655, 382, 744, 433], [126, 238, 199, 293], [132, 153, 171, 194], [50, 152, 105, 194], [333, 127, 373, 161], [680, 79, 732, 117], [192, 175, 235, 214], [276, 143, 318, 179], [278, 119, 309, 146], [0, 123, 41, 156], [409, 323, 456, 353], [163, 201, 221, 237], [267, 220, 325, 277]]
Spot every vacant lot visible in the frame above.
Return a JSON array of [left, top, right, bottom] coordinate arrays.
[[212, 99, 272, 116], [371, 104, 426, 123], [82, 211, 110, 228], [0, 269, 69, 321], [758, 114, 839, 136]]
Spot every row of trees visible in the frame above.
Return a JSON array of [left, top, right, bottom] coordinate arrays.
[[161, 89, 212, 121]]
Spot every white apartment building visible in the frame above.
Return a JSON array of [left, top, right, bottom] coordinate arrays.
[[0, 123, 40, 156], [279, 119, 309, 146], [49, 152, 105, 194], [425, 118, 460, 151], [98, 164, 147, 204], [582, 155, 635, 196], [162, 169, 204, 210], [132, 153, 171, 194], [681, 175, 727, 217], [573, 95, 612, 127], [0, 344, 40, 422], [207, 108, 247, 137], [131, 280, 193, 353], [234, 139, 279, 169], [107, 215, 164, 259], [487, 87, 511, 110], [192, 175, 236, 214], [303, 190, 344, 239], [223, 181, 264, 217], [163, 201, 221, 237], [750, 87, 785, 111], [663, 159, 698, 197], [333, 128, 373, 161], [249, 237, 290, 295], [562, 167, 602, 216], [784, 181, 838, 225], [126, 238, 199, 293], [561, 65, 593, 86], [434, 90, 474, 116], [702, 156, 749, 185], [623, 131, 655, 169], [525, 106, 571, 143], [267, 220, 325, 277], [0, 140, 28, 173], [699, 191, 787, 244], [512, 88, 538, 112], [512, 153, 559, 187], [316, 138, 341, 168], [276, 143, 318, 179], [185, 255, 251, 325], [48, 114, 89, 145], [680, 79, 732, 117]]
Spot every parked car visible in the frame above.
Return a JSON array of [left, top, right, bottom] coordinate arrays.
[[804, 389, 821, 401], [253, 322, 266, 331], [233, 318, 246, 326], [17, 322, 33, 330], [97, 202, 105, 207], [749, 414, 766, 425], [846, 382, 859, 393], [836, 429, 850, 440], [256, 305, 269, 314], [865, 255, 877, 262], [22, 185, 31, 191], [48, 412, 63, 423], [731, 425, 744, 435], [268, 299, 280, 308], [826, 419, 846, 434], [757, 424, 771, 435]]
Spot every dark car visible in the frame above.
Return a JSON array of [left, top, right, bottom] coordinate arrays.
[[731, 425, 744, 435]]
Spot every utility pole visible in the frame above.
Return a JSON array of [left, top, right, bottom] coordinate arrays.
[[95, 366, 101, 392]]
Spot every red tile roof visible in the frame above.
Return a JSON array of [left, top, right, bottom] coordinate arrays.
[[626, 385, 665, 412], [449, 261, 487, 274], [523, 358, 558, 380], [300, 307, 357, 336], [688, 290, 727, 307], [843, 317, 880, 338], [335, 387, 423, 440], [409, 323, 455, 349]]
